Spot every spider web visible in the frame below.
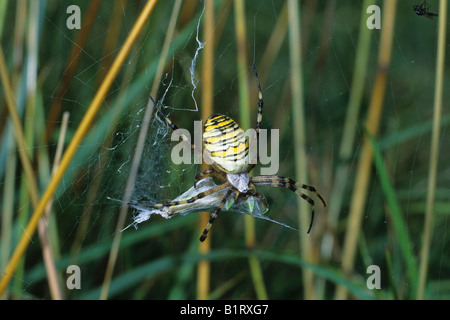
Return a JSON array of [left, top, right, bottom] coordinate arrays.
[[1, 0, 449, 300]]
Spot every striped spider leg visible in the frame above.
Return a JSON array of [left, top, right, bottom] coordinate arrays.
[[246, 64, 263, 172], [150, 96, 195, 150], [128, 182, 230, 209], [199, 188, 239, 242], [251, 176, 327, 234], [193, 168, 226, 188]]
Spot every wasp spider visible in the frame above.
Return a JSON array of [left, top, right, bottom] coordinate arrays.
[[133, 66, 326, 242]]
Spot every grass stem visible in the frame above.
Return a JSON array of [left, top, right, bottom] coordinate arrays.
[[288, 0, 314, 299], [197, 0, 214, 300], [417, 0, 447, 300]]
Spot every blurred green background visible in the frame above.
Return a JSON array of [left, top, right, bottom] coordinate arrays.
[[0, 0, 448, 300]]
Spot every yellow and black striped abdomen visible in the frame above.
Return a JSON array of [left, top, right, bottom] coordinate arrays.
[[203, 114, 249, 173]]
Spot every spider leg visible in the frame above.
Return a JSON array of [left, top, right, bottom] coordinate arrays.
[[252, 176, 326, 234], [252, 176, 326, 206], [247, 65, 264, 172], [128, 183, 229, 208], [199, 188, 238, 242], [193, 169, 226, 188], [253, 64, 264, 135], [150, 96, 196, 150]]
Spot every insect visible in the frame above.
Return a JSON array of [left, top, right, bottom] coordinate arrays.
[[131, 65, 326, 242], [413, 1, 438, 19], [123, 176, 300, 231]]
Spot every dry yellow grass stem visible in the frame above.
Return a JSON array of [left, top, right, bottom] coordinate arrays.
[[335, 0, 397, 300], [197, 0, 215, 300], [0, 0, 159, 296]]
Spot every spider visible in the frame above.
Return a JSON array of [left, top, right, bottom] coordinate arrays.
[[413, 1, 438, 19], [132, 65, 326, 242]]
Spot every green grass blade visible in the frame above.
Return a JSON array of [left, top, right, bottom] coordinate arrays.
[[366, 131, 418, 297]]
